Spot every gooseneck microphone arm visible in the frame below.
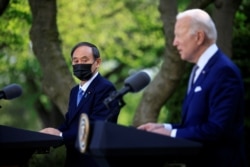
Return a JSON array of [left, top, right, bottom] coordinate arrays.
[[103, 86, 130, 109], [104, 71, 151, 122]]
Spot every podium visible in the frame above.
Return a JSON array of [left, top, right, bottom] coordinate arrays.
[[78, 120, 202, 167], [0, 125, 63, 166]]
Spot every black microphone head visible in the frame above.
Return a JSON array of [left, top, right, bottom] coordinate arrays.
[[1, 83, 23, 100], [124, 71, 151, 92]]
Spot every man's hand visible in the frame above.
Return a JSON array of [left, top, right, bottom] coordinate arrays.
[[137, 122, 171, 136], [40, 127, 61, 136]]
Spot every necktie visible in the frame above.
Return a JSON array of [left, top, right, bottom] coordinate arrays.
[[77, 89, 84, 106], [188, 65, 199, 93]]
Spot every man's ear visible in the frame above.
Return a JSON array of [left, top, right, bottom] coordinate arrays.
[[95, 58, 102, 68], [196, 31, 205, 45]]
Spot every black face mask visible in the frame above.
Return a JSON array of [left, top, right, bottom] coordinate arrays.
[[73, 64, 93, 81]]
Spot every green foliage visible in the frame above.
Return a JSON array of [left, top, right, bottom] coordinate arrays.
[[27, 145, 66, 167], [118, 92, 143, 125], [57, 0, 165, 126], [0, 0, 165, 129], [0, 0, 33, 85], [1, 0, 249, 129], [160, 63, 191, 123], [0, 0, 44, 130], [0, 0, 250, 166], [57, 0, 164, 80], [232, 0, 250, 128], [0, 0, 30, 51]]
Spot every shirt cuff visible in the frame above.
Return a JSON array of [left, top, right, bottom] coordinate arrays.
[[163, 123, 172, 130], [59, 132, 63, 137], [170, 129, 177, 137]]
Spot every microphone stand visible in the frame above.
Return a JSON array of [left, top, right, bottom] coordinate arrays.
[[104, 91, 126, 122]]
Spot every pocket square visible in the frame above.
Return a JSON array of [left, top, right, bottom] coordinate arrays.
[[194, 86, 202, 92]]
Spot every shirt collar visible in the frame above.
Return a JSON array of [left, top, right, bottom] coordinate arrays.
[[193, 44, 218, 82], [79, 72, 98, 91], [196, 44, 218, 69]]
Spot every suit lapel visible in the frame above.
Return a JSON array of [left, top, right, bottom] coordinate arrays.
[[77, 90, 90, 107], [68, 74, 101, 122], [182, 51, 220, 123]]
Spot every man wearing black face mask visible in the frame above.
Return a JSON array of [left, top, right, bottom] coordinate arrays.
[[40, 42, 120, 167]]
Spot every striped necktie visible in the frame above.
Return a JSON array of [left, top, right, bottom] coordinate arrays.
[[77, 89, 84, 106], [188, 65, 199, 94]]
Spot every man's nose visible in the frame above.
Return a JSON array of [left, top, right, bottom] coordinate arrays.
[[172, 38, 178, 46]]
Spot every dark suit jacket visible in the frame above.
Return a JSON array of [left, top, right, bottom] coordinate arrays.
[[172, 49, 247, 167], [58, 73, 119, 167]]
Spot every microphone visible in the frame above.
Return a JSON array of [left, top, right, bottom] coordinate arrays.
[[0, 83, 23, 100], [124, 70, 151, 93], [104, 70, 151, 106]]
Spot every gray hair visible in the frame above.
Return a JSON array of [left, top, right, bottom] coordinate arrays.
[[177, 9, 217, 43]]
